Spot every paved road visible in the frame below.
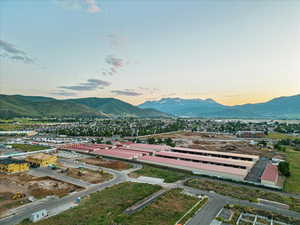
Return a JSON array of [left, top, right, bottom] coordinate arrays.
[[187, 197, 224, 225]]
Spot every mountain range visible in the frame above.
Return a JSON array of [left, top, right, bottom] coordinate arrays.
[[1, 94, 299, 119], [139, 94, 300, 119], [0, 95, 168, 119]]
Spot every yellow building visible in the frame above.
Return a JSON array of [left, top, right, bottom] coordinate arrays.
[[26, 153, 57, 167], [0, 158, 29, 173]]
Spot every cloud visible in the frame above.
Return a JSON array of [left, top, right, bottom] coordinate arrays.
[[49, 90, 77, 97], [102, 54, 125, 76], [59, 79, 111, 91], [0, 40, 35, 64], [105, 55, 123, 68], [10, 55, 34, 64], [57, 0, 100, 13], [111, 89, 142, 96]]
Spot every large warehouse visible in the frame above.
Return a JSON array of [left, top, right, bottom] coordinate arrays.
[[60, 142, 259, 181]]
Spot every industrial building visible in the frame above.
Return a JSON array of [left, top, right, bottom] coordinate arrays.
[[261, 163, 279, 186], [26, 153, 57, 167], [61, 143, 259, 181], [0, 158, 29, 173]]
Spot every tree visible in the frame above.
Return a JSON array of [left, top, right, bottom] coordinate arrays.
[[96, 138, 103, 144], [156, 138, 162, 144], [105, 140, 112, 145], [165, 138, 175, 147], [147, 137, 155, 144], [258, 140, 267, 148], [274, 143, 286, 152], [278, 161, 290, 177]]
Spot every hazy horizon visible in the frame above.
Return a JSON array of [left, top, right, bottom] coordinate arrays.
[[1, 0, 299, 106], [2, 92, 300, 107]]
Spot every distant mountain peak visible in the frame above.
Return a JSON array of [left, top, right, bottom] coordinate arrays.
[[139, 94, 300, 119]]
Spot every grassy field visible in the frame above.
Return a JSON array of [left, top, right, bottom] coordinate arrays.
[[129, 165, 189, 183], [20, 182, 161, 225], [11, 144, 49, 152], [284, 149, 300, 194], [267, 132, 299, 140], [0, 124, 26, 131], [186, 178, 300, 213]]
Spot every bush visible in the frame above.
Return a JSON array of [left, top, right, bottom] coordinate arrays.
[[278, 161, 290, 177]]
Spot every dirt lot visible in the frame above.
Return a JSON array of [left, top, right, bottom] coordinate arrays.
[[144, 131, 235, 140], [61, 167, 112, 184], [81, 157, 132, 170], [188, 141, 285, 158], [0, 173, 82, 217], [143, 131, 282, 157]]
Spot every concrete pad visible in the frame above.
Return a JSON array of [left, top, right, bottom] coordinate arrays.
[[136, 176, 164, 184]]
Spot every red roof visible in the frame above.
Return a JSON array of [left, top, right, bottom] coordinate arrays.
[[155, 151, 254, 168], [171, 147, 259, 160], [139, 155, 248, 177], [127, 143, 170, 151], [93, 149, 138, 159], [261, 164, 278, 183]]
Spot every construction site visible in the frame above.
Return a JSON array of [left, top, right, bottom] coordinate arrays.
[[0, 173, 82, 217], [0, 149, 116, 218]]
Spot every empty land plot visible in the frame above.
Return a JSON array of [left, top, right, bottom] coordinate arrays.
[[186, 178, 300, 213], [284, 149, 300, 194], [11, 144, 49, 152], [20, 182, 161, 225], [61, 167, 113, 184], [81, 157, 132, 170], [129, 165, 189, 183]]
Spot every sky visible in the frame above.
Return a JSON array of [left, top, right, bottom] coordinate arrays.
[[0, 0, 299, 106]]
